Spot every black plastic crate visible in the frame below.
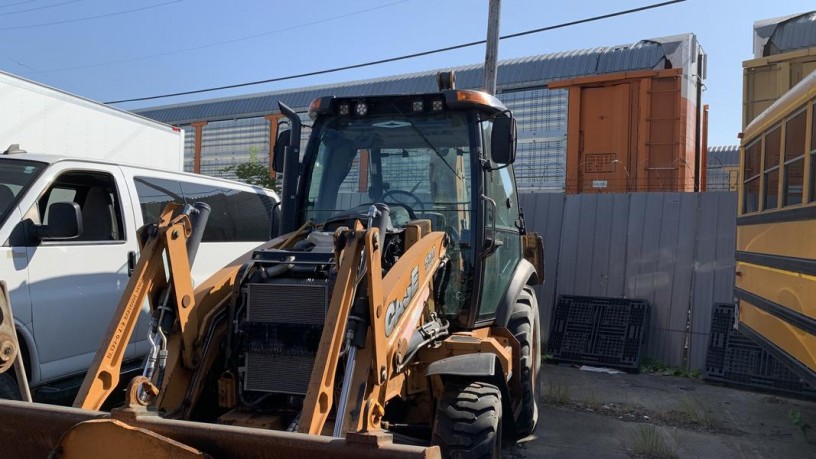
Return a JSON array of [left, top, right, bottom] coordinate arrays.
[[547, 295, 650, 371], [704, 303, 816, 396]]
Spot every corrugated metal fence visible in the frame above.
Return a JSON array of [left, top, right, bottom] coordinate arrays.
[[519, 192, 737, 370]]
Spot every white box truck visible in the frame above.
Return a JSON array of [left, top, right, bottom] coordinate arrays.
[[0, 70, 184, 170]]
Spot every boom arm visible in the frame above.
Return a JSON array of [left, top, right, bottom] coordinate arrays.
[[299, 224, 448, 436], [74, 204, 193, 410]]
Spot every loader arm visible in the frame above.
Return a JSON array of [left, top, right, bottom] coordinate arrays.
[[351, 230, 448, 434], [74, 204, 190, 410], [299, 224, 448, 436]]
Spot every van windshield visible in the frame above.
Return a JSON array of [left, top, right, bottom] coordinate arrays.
[[0, 160, 47, 225]]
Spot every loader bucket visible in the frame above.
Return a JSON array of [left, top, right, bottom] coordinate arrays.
[[0, 400, 440, 459]]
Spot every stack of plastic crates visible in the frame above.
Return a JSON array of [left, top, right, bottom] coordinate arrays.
[[547, 295, 650, 371], [705, 303, 815, 396]]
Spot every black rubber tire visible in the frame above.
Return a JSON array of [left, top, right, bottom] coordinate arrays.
[[432, 381, 502, 459], [0, 373, 21, 401], [508, 286, 540, 438]]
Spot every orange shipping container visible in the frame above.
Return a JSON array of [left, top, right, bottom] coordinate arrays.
[[549, 68, 703, 194]]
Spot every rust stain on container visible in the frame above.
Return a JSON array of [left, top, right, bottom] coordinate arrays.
[[551, 68, 700, 194]]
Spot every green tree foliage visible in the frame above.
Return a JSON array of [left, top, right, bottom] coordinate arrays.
[[223, 147, 276, 189]]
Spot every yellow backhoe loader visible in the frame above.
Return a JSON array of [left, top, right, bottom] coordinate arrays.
[[0, 72, 544, 458]]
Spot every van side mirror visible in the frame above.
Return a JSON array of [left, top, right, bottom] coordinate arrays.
[[36, 202, 82, 241], [491, 116, 516, 165], [272, 129, 291, 173]]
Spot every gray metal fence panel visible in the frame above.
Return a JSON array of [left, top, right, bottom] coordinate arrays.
[[661, 194, 699, 367], [518, 192, 564, 343], [689, 192, 738, 371], [607, 194, 631, 296], [520, 191, 737, 370], [620, 193, 698, 367]]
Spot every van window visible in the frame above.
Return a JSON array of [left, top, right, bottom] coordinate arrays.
[[134, 176, 273, 242], [179, 181, 273, 242], [133, 177, 184, 224], [38, 171, 124, 242]]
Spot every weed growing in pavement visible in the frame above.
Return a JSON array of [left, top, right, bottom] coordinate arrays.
[[629, 425, 678, 459], [789, 409, 812, 441], [544, 380, 571, 405], [579, 389, 602, 410], [677, 398, 719, 431], [640, 358, 700, 378]]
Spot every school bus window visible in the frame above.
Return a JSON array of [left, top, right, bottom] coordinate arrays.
[[744, 139, 761, 178], [811, 101, 816, 203], [782, 110, 806, 206], [745, 177, 760, 213], [811, 101, 816, 152], [763, 127, 781, 210], [743, 139, 761, 213]]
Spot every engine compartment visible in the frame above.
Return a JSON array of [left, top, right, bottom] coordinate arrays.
[[218, 204, 408, 429]]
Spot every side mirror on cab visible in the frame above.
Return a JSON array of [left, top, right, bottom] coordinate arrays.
[[272, 129, 291, 173], [35, 202, 82, 241], [490, 116, 517, 165]]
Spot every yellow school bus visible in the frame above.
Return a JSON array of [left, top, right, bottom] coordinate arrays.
[[737, 69, 816, 385]]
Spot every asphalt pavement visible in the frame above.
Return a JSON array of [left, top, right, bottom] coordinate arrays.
[[504, 363, 816, 458]]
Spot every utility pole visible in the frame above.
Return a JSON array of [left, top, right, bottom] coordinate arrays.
[[483, 0, 501, 95]]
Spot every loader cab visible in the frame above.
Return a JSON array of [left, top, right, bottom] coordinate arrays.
[[278, 89, 522, 329]]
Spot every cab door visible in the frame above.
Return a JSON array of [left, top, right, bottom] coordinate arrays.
[[18, 162, 142, 382], [477, 120, 522, 323]]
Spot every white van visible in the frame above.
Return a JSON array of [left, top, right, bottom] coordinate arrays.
[[0, 153, 278, 398]]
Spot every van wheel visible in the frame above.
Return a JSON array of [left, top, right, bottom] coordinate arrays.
[[508, 286, 540, 438], [0, 373, 21, 400], [432, 381, 502, 459]]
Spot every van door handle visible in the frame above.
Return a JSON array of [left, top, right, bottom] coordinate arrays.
[[127, 251, 137, 277]]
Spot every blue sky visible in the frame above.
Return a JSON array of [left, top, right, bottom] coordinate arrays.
[[0, 0, 814, 146]]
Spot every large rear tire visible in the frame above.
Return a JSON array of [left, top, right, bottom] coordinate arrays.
[[508, 286, 540, 438], [432, 381, 502, 459]]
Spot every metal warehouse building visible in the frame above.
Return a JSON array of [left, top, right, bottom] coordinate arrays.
[[136, 33, 705, 192], [706, 145, 740, 191]]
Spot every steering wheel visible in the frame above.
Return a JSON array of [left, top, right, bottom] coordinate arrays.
[[381, 190, 425, 220]]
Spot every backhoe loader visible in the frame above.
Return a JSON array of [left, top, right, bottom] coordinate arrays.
[[0, 72, 544, 458]]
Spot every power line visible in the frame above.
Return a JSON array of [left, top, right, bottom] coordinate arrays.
[[25, 0, 411, 75], [0, 0, 79, 17], [107, 0, 686, 105], [0, 1, 39, 9], [0, 0, 182, 31]]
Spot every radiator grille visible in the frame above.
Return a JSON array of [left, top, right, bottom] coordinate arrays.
[[243, 279, 329, 394], [245, 353, 316, 395], [247, 282, 327, 324]]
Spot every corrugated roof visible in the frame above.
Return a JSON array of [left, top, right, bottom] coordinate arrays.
[[707, 145, 739, 167], [136, 35, 689, 125], [754, 11, 816, 58]]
